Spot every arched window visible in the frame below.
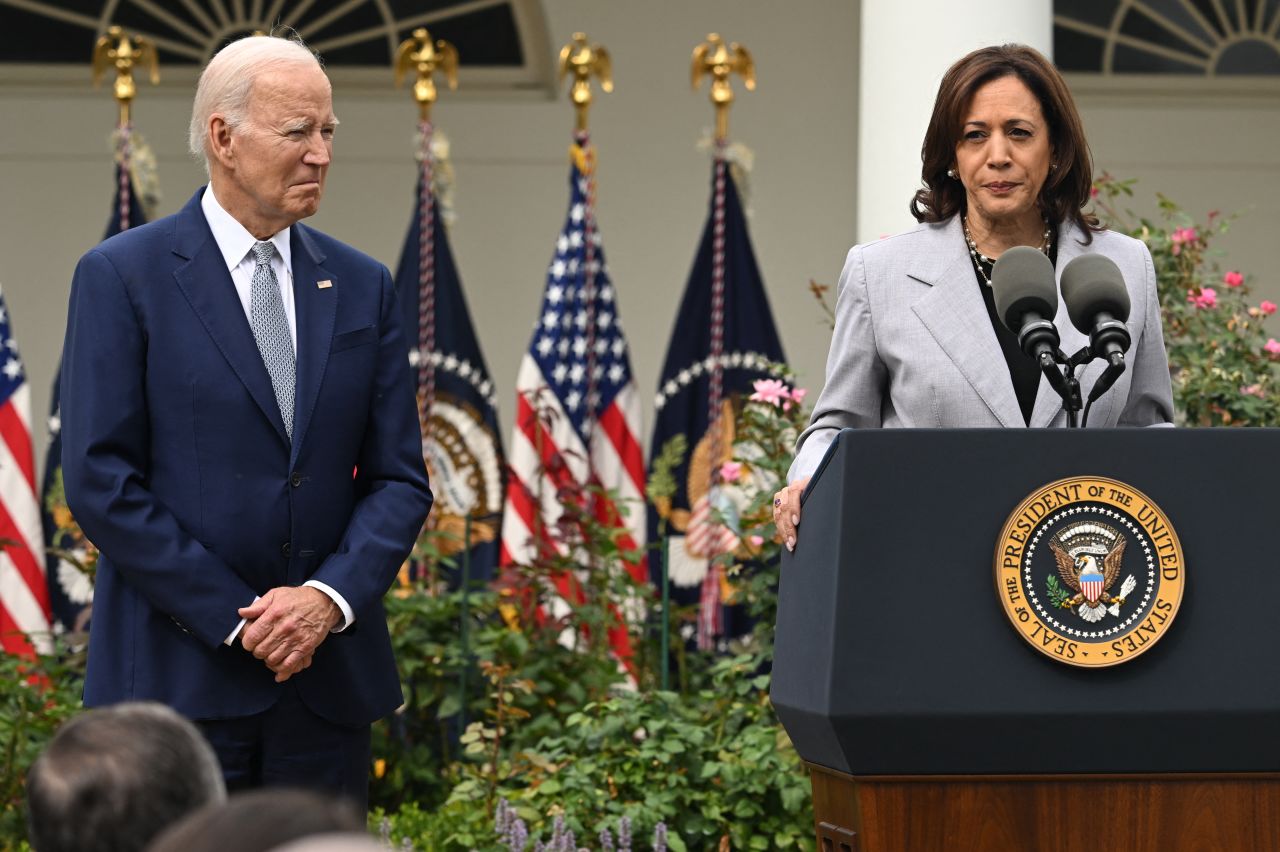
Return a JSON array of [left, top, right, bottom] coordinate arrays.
[[1056, 0, 1280, 75], [0, 0, 553, 89]]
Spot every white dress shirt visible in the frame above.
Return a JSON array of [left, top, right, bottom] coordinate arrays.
[[202, 187, 355, 643]]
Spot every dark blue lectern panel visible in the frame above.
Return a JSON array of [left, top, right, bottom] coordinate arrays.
[[771, 428, 1280, 775]]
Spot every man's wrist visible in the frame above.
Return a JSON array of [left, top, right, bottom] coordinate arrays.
[[302, 579, 353, 632]]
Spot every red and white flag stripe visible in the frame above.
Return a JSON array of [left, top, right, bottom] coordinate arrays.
[[0, 381, 52, 657]]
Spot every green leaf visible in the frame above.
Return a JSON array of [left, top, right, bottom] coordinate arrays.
[[436, 692, 463, 719]]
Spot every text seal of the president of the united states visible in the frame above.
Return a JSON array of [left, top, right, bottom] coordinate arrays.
[[995, 476, 1184, 668]]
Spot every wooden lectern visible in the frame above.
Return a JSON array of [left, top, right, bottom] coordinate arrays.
[[771, 429, 1280, 852]]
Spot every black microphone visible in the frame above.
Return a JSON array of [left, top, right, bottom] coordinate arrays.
[[1060, 254, 1132, 403], [990, 248, 1068, 401], [991, 246, 1060, 360]]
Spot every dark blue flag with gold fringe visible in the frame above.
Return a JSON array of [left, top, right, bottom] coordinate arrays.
[[42, 162, 147, 634], [648, 157, 787, 651], [395, 166, 504, 588]]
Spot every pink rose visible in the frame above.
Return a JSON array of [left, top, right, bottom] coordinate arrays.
[[1090, 186, 1100, 198], [718, 461, 742, 483], [749, 378, 790, 407], [1241, 384, 1265, 398], [789, 387, 807, 404], [1186, 287, 1217, 309], [1170, 226, 1198, 256], [1265, 339, 1280, 359], [748, 535, 765, 547], [1223, 271, 1244, 288], [1261, 301, 1277, 316]]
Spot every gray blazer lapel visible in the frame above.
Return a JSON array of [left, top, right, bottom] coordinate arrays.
[[908, 217, 1024, 428]]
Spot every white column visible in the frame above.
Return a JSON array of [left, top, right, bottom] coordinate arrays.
[[856, 0, 1053, 245]]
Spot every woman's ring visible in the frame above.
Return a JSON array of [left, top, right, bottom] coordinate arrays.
[[774, 497, 782, 507]]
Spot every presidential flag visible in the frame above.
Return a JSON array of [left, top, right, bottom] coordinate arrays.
[[500, 139, 647, 656], [41, 162, 146, 636], [0, 284, 50, 657], [396, 166, 504, 585], [648, 155, 787, 650]]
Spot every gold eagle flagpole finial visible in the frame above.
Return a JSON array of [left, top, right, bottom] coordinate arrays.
[[691, 33, 755, 143], [557, 32, 612, 133], [394, 28, 459, 123], [92, 26, 159, 126]]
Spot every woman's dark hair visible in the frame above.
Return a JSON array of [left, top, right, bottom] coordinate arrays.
[[910, 44, 1100, 241]]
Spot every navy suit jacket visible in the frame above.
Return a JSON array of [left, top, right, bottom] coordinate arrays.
[[61, 188, 432, 727]]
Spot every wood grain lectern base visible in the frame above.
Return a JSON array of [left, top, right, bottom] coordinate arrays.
[[809, 763, 1280, 852]]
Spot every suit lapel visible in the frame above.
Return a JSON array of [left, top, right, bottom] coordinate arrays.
[[908, 217, 1023, 428], [171, 190, 290, 446], [289, 225, 336, 462]]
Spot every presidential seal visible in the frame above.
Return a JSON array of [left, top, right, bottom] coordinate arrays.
[[995, 476, 1184, 668]]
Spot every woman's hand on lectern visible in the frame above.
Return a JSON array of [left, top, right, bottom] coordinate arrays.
[[772, 476, 811, 553]]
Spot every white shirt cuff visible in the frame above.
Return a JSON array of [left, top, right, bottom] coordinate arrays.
[[224, 595, 259, 646], [303, 580, 354, 632]]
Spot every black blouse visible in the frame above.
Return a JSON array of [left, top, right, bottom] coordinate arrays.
[[971, 239, 1058, 426]]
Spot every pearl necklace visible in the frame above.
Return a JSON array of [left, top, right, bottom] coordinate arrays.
[[963, 215, 1052, 287]]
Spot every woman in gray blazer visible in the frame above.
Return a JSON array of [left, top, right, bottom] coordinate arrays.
[[773, 44, 1174, 550]]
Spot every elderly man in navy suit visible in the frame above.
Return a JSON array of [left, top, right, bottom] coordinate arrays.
[[60, 34, 432, 810]]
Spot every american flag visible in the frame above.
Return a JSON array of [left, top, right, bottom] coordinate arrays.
[[0, 285, 51, 656], [500, 141, 647, 654]]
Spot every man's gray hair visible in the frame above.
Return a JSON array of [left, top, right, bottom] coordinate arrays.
[[188, 34, 324, 175], [26, 702, 225, 852]]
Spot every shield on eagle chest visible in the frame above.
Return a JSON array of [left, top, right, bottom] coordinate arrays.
[[1080, 565, 1104, 604]]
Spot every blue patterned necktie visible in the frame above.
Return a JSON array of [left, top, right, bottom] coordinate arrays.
[[249, 241, 295, 440]]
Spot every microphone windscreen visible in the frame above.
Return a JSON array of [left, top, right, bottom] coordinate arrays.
[[991, 246, 1058, 332], [1061, 254, 1130, 333]]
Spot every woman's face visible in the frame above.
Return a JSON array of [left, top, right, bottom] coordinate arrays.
[[953, 74, 1053, 230]]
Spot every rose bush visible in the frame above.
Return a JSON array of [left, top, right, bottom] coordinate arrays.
[[1093, 174, 1278, 426]]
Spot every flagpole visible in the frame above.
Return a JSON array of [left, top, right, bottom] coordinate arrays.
[[559, 33, 609, 584], [579, 131, 599, 464], [691, 34, 756, 651], [459, 515, 472, 730], [661, 534, 670, 691], [558, 33, 612, 480], [93, 26, 158, 234], [395, 28, 458, 432], [691, 32, 756, 448]]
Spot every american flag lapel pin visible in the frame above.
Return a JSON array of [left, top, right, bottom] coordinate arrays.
[[317, 279, 333, 289]]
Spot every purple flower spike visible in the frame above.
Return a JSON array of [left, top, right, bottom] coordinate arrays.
[[510, 817, 529, 852], [599, 827, 616, 851], [653, 822, 668, 852], [496, 799, 513, 835], [618, 815, 632, 851]]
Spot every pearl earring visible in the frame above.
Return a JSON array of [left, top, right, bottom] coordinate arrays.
[[946, 168, 958, 179]]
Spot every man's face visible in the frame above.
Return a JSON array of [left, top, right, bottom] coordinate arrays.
[[217, 63, 336, 237]]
